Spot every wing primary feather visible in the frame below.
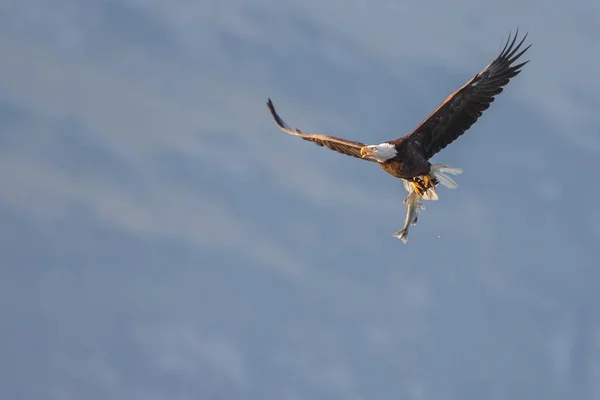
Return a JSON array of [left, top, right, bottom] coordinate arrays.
[[267, 98, 300, 135]]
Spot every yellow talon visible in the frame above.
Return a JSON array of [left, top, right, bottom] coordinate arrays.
[[412, 175, 436, 197], [412, 180, 426, 196], [421, 175, 433, 189]]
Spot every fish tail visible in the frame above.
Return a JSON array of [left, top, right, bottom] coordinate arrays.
[[393, 228, 410, 244]]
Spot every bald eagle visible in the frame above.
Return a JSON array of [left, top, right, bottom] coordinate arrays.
[[267, 31, 530, 197]]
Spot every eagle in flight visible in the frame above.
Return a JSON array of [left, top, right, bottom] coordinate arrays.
[[267, 31, 530, 198]]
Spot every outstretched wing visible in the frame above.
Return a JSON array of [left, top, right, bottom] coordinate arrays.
[[267, 99, 377, 162], [400, 30, 531, 160]]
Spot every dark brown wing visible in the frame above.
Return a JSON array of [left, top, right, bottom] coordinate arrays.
[[267, 99, 377, 162], [399, 30, 531, 160]]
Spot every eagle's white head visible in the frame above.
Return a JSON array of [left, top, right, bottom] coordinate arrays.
[[360, 143, 397, 162]]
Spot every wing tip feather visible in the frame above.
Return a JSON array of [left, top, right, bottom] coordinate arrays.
[[500, 29, 531, 63], [266, 97, 298, 134]]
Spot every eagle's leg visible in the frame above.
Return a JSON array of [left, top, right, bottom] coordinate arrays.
[[412, 176, 438, 196]]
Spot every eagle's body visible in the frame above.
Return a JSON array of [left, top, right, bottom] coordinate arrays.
[[377, 141, 430, 179], [267, 31, 530, 197]]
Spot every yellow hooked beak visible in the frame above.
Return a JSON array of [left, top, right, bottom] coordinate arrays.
[[360, 146, 374, 159]]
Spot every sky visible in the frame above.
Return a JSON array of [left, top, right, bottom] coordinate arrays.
[[1, 0, 599, 399]]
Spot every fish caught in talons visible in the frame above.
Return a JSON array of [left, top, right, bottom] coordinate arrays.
[[393, 186, 425, 244], [394, 164, 463, 243], [412, 176, 437, 197]]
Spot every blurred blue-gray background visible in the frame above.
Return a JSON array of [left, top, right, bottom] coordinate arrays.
[[1, 1, 599, 399]]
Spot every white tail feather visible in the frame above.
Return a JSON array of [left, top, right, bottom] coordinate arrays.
[[430, 164, 463, 189], [431, 164, 463, 175]]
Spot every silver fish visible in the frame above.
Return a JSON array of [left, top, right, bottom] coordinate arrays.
[[393, 164, 463, 243], [393, 188, 425, 243]]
